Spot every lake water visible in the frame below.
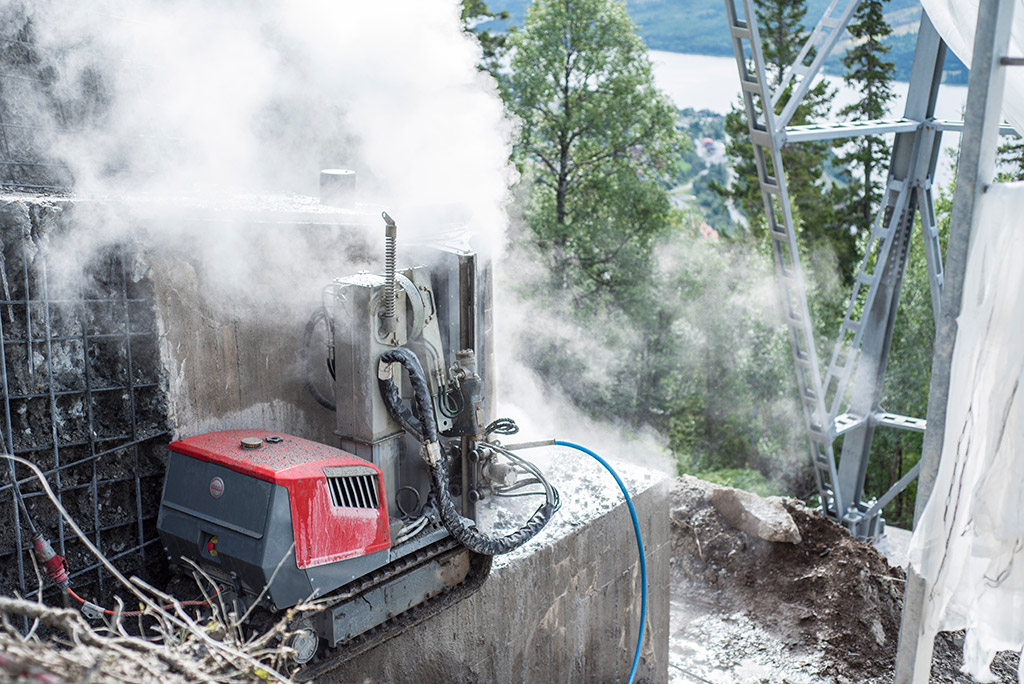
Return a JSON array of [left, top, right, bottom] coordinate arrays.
[[650, 50, 968, 189]]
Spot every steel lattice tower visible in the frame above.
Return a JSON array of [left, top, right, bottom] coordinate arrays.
[[723, 0, 1014, 540]]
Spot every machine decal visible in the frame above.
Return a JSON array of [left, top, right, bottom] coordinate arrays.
[[209, 477, 224, 498]]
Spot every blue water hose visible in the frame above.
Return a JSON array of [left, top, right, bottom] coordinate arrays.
[[555, 440, 646, 684]]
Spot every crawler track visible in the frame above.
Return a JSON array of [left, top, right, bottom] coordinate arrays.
[[294, 538, 491, 682]]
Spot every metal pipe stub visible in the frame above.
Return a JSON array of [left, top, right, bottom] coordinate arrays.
[[319, 168, 356, 206]]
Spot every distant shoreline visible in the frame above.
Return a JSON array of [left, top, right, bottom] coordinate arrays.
[[650, 50, 966, 190], [647, 47, 958, 90], [650, 50, 966, 117]]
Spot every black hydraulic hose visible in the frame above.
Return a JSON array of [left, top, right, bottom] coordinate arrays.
[[429, 458, 554, 555], [484, 417, 519, 437], [377, 347, 431, 443], [377, 347, 555, 555]]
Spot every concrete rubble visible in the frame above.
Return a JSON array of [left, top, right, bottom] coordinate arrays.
[[709, 485, 801, 544], [668, 475, 1022, 683]]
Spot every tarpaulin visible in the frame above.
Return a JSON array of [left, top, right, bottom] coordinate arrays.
[[920, 0, 1024, 133], [908, 181, 1024, 681]]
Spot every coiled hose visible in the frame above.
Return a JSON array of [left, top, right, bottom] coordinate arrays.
[[377, 348, 556, 556], [377, 347, 431, 443]]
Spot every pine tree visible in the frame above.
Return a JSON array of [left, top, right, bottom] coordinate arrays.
[[757, 0, 810, 80], [718, 0, 849, 276], [996, 136, 1024, 181], [836, 0, 895, 241]]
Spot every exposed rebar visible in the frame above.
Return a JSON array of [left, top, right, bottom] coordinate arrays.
[[0, 240, 164, 601]]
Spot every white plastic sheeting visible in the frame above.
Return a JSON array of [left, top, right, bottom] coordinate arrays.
[[908, 182, 1024, 681], [920, 0, 1024, 134]]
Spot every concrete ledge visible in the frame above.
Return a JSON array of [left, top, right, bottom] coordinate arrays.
[[326, 456, 671, 684]]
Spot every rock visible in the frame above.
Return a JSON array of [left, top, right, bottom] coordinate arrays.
[[709, 487, 802, 544]]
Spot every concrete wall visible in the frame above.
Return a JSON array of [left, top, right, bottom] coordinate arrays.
[[326, 474, 671, 684], [143, 209, 378, 444], [0, 194, 672, 684], [148, 251, 335, 444]]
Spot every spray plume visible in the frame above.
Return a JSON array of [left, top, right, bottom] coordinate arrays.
[[5, 0, 690, 469], [13, 0, 513, 274]]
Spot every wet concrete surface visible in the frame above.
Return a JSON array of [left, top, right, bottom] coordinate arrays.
[[324, 452, 672, 684]]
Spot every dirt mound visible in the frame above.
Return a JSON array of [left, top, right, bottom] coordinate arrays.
[[669, 475, 1019, 683], [671, 476, 902, 681]]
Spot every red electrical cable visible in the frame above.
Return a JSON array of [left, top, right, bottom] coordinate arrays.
[[65, 586, 222, 617]]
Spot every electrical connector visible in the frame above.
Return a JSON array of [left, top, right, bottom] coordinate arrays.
[[32, 533, 70, 589], [79, 600, 105, 620], [421, 441, 443, 466]]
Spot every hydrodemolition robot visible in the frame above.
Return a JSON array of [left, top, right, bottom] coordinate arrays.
[[12, 211, 647, 682], [154, 211, 564, 675]]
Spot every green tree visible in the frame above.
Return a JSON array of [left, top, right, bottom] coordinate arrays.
[[996, 135, 1024, 181], [758, 0, 809, 70], [836, 0, 895, 237], [719, 0, 840, 265], [503, 0, 683, 305], [658, 230, 803, 486], [503, 0, 808, 493], [460, 0, 510, 76]]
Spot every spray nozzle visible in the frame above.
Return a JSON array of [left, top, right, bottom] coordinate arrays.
[[382, 211, 397, 235]]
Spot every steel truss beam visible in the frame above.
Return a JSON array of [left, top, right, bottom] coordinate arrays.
[[723, 0, 962, 539]]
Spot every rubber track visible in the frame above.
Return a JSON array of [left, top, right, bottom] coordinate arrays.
[[294, 539, 492, 682]]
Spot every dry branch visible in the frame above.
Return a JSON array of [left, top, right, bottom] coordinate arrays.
[[0, 454, 310, 684]]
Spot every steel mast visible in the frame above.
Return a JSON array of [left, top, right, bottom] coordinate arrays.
[[724, 0, 953, 540]]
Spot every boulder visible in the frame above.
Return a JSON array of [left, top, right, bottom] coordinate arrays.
[[709, 486, 801, 544]]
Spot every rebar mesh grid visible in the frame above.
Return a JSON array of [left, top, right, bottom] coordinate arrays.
[[0, 233, 169, 605], [0, 17, 76, 191]]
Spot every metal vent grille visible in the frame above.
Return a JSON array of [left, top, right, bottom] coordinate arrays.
[[324, 467, 379, 509]]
